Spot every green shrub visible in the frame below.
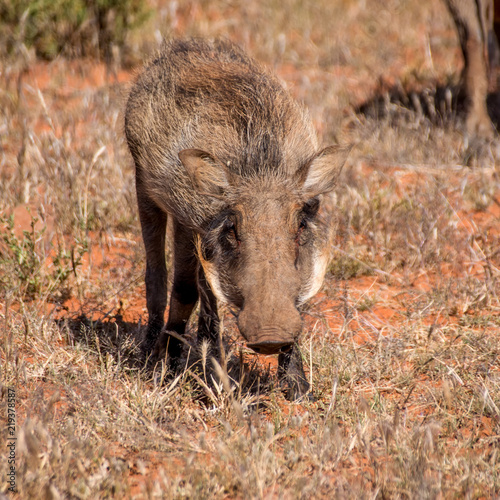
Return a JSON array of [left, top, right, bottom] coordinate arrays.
[[0, 0, 151, 62]]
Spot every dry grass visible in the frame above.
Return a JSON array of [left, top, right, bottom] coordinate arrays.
[[1, 0, 500, 498]]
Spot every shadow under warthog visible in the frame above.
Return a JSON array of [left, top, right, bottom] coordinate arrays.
[[57, 314, 143, 368], [57, 314, 284, 406]]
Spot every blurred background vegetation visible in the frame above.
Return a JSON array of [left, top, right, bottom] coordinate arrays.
[[0, 0, 151, 64]]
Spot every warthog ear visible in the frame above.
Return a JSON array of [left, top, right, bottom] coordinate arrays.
[[179, 149, 231, 198], [297, 145, 351, 199]]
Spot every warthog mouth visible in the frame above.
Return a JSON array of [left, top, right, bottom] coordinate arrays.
[[246, 341, 293, 355]]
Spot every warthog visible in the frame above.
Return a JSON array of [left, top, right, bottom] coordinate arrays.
[[125, 38, 350, 399]]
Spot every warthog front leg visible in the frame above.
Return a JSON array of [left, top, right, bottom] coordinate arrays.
[[155, 220, 199, 365], [278, 344, 311, 401], [137, 183, 168, 357]]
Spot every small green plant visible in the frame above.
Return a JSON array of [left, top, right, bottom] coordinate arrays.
[[0, 213, 87, 301], [329, 254, 374, 280], [356, 295, 378, 312], [1, 214, 43, 299]]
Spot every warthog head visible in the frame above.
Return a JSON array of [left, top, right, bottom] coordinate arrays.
[[179, 145, 349, 355]]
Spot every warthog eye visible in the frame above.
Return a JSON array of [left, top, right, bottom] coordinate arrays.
[[296, 218, 308, 246], [302, 197, 320, 217], [296, 198, 319, 246], [221, 218, 240, 252]]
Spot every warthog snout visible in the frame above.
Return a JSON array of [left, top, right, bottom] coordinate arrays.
[[238, 303, 302, 355], [239, 321, 301, 355]]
